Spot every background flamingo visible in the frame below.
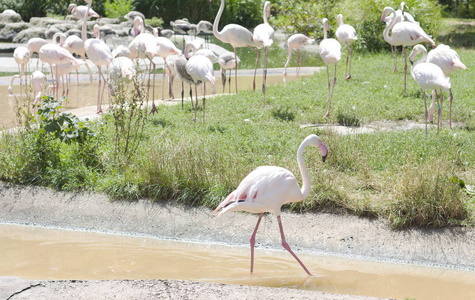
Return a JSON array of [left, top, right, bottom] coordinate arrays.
[[186, 54, 215, 124], [81, 0, 112, 114], [11, 46, 30, 97], [68, 3, 99, 20], [319, 18, 341, 118], [213, 134, 328, 275], [212, 0, 261, 94], [156, 36, 182, 103], [253, 1, 274, 104], [218, 51, 240, 93], [109, 56, 136, 95], [62, 33, 94, 83], [427, 44, 467, 129], [283, 34, 314, 77], [409, 44, 451, 135], [381, 6, 435, 95], [27, 37, 47, 70], [335, 14, 357, 80]]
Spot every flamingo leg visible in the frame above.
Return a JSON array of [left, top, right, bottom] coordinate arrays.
[[262, 47, 268, 105], [297, 49, 302, 77], [194, 83, 198, 123], [403, 46, 407, 95], [97, 67, 103, 114], [252, 47, 261, 91], [325, 64, 337, 118], [221, 69, 226, 93], [439, 88, 444, 131], [277, 216, 312, 276], [346, 44, 352, 80], [150, 60, 158, 114], [181, 80, 184, 110], [449, 88, 453, 129], [203, 83, 206, 125], [228, 69, 231, 94], [250, 213, 263, 273], [324, 65, 330, 118], [392, 45, 397, 73], [83, 58, 93, 83], [233, 47, 238, 94], [189, 83, 194, 110], [284, 46, 292, 77], [423, 90, 428, 136]]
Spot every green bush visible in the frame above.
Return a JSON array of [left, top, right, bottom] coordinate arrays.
[[104, 0, 133, 18]]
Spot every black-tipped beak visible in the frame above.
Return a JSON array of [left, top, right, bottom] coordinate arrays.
[[322, 154, 327, 163], [410, 59, 414, 66]]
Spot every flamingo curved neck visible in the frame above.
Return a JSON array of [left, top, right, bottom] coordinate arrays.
[[262, 3, 269, 24], [213, 0, 225, 40], [81, 2, 91, 41], [414, 49, 428, 66], [297, 140, 312, 199], [383, 8, 396, 44]]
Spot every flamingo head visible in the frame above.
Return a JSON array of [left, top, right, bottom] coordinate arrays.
[[304, 134, 328, 163], [336, 14, 343, 26], [401, 2, 407, 16], [265, 1, 271, 19], [67, 4, 75, 13], [322, 18, 329, 32], [408, 44, 426, 64], [381, 7, 394, 23]]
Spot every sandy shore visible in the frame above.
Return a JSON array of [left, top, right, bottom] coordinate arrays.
[[1, 182, 474, 299]]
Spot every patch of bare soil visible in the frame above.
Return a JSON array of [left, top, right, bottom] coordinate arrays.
[[1, 182, 474, 299]]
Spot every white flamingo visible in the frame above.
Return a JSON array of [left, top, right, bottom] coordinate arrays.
[[68, 3, 99, 20], [253, 1, 274, 104], [27, 37, 47, 70], [61, 33, 93, 83], [184, 42, 217, 94], [426, 44, 466, 129], [129, 17, 160, 113], [49, 59, 85, 98], [173, 54, 194, 109], [81, 0, 112, 114], [218, 51, 240, 93], [156, 36, 182, 103], [109, 56, 136, 95], [335, 14, 357, 80], [186, 54, 215, 124], [31, 71, 47, 105], [11, 46, 30, 97], [283, 34, 314, 77], [409, 44, 451, 135], [39, 44, 80, 100], [213, 134, 328, 275], [381, 6, 435, 95], [385, 2, 419, 73], [212, 0, 261, 94], [319, 18, 341, 118]]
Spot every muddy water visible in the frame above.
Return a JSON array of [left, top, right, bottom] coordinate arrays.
[[1, 224, 474, 300], [0, 72, 305, 128]]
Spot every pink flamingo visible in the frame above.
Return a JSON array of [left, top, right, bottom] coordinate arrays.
[[68, 3, 99, 20], [426, 44, 466, 129], [253, 1, 274, 104], [81, 0, 113, 114], [335, 14, 357, 80], [409, 44, 451, 136], [61, 33, 93, 83], [384, 2, 419, 72], [381, 6, 435, 95], [186, 54, 215, 124], [218, 51, 240, 93], [156, 36, 182, 103], [27, 37, 47, 70], [213, 134, 328, 275], [283, 34, 314, 77], [211, 0, 261, 94], [319, 18, 341, 118], [11, 46, 30, 97]]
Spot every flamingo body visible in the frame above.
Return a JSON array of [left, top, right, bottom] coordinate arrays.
[[186, 55, 215, 124], [284, 34, 314, 76], [335, 14, 357, 79]]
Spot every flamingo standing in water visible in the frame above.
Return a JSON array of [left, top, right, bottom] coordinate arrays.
[[319, 18, 341, 118], [283, 34, 314, 78], [27, 38, 47, 70], [213, 134, 328, 275], [212, 0, 261, 94], [11, 46, 30, 97], [409, 44, 451, 136], [253, 1, 274, 104], [335, 14, 357, 80], [218, 51, 240, 93], [426, 44, 466, 129], [381, 6, 435, 95], [81, 0, 113, 114]]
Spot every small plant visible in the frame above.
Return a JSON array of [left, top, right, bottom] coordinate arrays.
[[146, 17, 164, 28], [105, 0, 133, 19], [272, 106, 295, 122], [336, 106, 361, 127]]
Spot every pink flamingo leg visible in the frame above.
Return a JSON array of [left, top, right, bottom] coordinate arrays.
[[277, 216, 312, 276], [325, 64, 337, 118], [203, 83, 206, 125], [250, 213, 264, 273], [252, 47, 261, 91], [346, 44, 352, 80], [233, 47, 238, 94], [449, 88, 453, 129], [423, 90, 428, 136], [392, 46, 397, 73], [403, 46, 407, 95], [194, 83, 198, 123]]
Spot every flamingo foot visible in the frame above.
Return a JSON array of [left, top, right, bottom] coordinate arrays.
[[324, 111, 330, 118], [345, 75, 352, 80], [150, 103, 159, 115], [97, 109, 103, 114]]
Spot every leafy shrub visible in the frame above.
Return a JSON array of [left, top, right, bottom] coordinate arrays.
[[145, 16, 164, 28], [104, 0, 132, 18]]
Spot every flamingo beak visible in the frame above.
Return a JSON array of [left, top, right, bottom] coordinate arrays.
[[319, 142, 328, 163]]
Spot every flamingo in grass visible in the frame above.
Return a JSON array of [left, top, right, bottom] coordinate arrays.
[[211, 0, 261, 94], [381, 6, 435, 95], [283, 34, 314, 78], [186, 54, 215, 124], [384, 2, 419, 73], [335, 14, 357, 80], [409, 44, 451, 136], [253, 1, 274, 104], [218, 51, 240, 93], [213, 134, 328, 275], [426, 44, 466, 129], [81, 0, 113, 114], [319, 18, 341, 118]]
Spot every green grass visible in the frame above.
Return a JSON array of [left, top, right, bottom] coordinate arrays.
[[1, 42, 474, 229]]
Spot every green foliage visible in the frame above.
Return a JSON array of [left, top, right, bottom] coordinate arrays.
[[104, 0, 133, 18], [37, 96, 95, 144], [145, 17, 164, 28]]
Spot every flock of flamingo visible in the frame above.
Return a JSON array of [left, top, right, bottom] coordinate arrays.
[[7, 0, 468, 275]]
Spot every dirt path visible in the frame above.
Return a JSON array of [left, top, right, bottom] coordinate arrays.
[[1, 182, 474, 299]]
